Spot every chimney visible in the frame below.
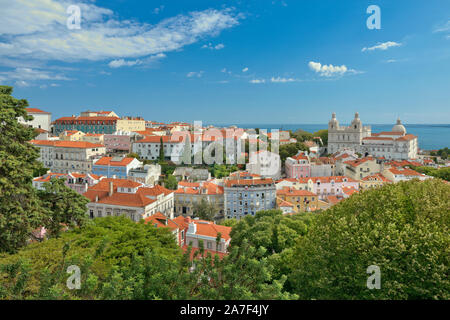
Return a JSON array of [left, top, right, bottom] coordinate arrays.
[[187, 222, 197, 235], [109, 181, 114, 196], [95, 195, 98, 202]]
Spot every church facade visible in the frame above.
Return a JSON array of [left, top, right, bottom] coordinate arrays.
[[328, 113, 418, 160]]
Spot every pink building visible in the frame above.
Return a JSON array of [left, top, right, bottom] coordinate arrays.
[[276, 176, 359, 200], [285, 151, 311, 178], [104, 133, 133, 153]]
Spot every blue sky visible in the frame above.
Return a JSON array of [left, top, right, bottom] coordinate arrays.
[[1, 0, 449, 124]]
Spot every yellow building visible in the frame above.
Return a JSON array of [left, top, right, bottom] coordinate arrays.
[[116, 117, 146, 132], [360, 173, 391, 190], [344, 157, 381, 180], [276, 187, 318, 212], [59, 130, 85, 141], [81, 133, 104, 144]]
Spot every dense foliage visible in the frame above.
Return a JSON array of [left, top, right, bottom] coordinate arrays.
[[0, 86, 90, 254], [412, 166, 450, 181], [289, 179, 450, 299], [0, 217, 295, 300]]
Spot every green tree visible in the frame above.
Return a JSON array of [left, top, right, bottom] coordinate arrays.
[[164, 174, 178, 190], [126, 152, 140, 159], [313, 129, 328, 146], [193, 198, 218, 221], [278, 142, 308, 164], [412, 166, 450, 182], [292, 129, 313, 142], [159, 137, 164, 161], [37, 178, 90, 238], [289, 179, 450, 299], [0, 216, 182, 299], [0, 86, 47, 253]]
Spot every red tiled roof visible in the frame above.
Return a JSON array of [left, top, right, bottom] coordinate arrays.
[[26, 107, 49, 114], [344, 157, 376, 167], [30, 140, 105, 148], [361, 173, 390, 182], [277, 187, 316, 197], [378, 131, 404, 136], [225, 178, 274, 187], [396, 134, 417, 141], [94, 156, 136, 166]]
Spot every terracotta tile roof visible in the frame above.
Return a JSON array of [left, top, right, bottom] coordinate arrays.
[[277, 199, 294, 207], [387, 167, 423, 176], [31, 140, 105, 149], [26, 107, 49, 114], [55, 116, 119, 121], [291, 153, 309, 161], [342, 186, 358, 196], [395, 134, 417, 141], [344, 157, 376, 167], [327, 195, 342, 205], [94, 156, 136, 166], [144, 212, 181, 231], [225, 178, 274, 188], [378, 131, 405, 135], [361, 173, 390, 182], [33, 173, 67, 182], [194, 221, 232, 241], [277, 187, 316, 197]]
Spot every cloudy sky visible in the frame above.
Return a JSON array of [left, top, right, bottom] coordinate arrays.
[[1, 0, 449, 124]]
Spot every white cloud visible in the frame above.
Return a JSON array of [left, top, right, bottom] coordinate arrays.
[[187, 71, 204, 78], [242, 67, 249, 72], [308, 61, 351, 77], [434, 20, 450, 33], [362, 41, 401, 52], [0, 67, 71, 81], [15, 80, 30, 87], [434, 20, 450, 39], [270, 76, 297, 83], [108, 59, 141, 68], [202, 42, 225, 50], [0, 1, 241, 63], [250, 79, 265, 84]]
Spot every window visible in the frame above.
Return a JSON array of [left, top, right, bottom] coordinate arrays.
[[207, 242, 212, 249]]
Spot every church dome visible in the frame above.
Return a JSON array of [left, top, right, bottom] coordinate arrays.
[[392, 118, 406, 134]]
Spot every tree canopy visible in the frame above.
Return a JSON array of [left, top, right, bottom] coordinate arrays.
[[288, 179, 450, 299], [0, 86, 46, 253]]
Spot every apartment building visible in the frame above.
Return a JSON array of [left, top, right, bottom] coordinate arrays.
[[344, 157, 382, 180], [224, 173, 276, 219], [84, 179, 175, 221], [31, 140, 106, 174], [276, 176, 359, 200], [92, 156, 142, 179], [174, 181, 224, 218], [276, 187, 319, 212]]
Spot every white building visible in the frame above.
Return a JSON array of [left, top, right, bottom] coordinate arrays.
[[84, 179, 175, 221], [328, 113, 418, 160], [19, 108, 52, 131], [31, 140, 106, 174]]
